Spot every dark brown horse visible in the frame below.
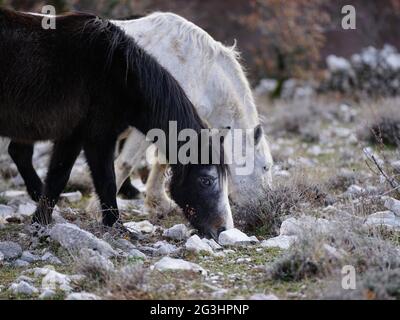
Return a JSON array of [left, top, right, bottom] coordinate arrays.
[[0, 8, 231, 238]]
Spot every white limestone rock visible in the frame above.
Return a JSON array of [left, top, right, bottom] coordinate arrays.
[[185, 235, 213, 254], [163, 224, 190, 241], [153, 257, 207, 275], [218, 229, 258, 246], [49, 223, 116, 258]]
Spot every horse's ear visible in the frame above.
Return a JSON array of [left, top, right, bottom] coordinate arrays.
[[254, 124, 263, 146]]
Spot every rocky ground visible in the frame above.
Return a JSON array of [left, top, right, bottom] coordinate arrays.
[[1, 94, 400, 300]]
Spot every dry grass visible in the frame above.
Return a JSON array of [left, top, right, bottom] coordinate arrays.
[[234, 171, 330, 237], [74, 248, 148, 299], [105, 265, 148, 300], [358, 98, 400, 147], [265, 216, 400, 299]]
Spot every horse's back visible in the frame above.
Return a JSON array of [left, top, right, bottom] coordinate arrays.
[[0, 9, 105, 141]]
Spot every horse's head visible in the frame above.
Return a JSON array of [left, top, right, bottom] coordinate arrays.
[[169, 157, 233, 240], [227, 124, 273, 205]]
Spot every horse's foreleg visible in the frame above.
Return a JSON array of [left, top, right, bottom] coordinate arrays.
[[145, 160, 179, 220], [8, 141, 43, 201], [84, 139, 119, 227], [32, 137, 82, 225], [86, 128, 149, 215]]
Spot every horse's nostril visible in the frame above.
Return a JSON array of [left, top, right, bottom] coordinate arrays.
[[217, 226, 226, 235]]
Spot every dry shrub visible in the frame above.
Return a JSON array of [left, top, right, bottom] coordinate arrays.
[[358, 98, 400, 147], [267, 217, 400, 293], [106, 265, 148, 300], [323, 268, 400, 300], [266, 235, 333, 281], [234, 185, 295, 238], [74, 249, 148, 299], [234, 171, 330, 237], [75, 249, 115, 284], [325, 169, 357, 192]]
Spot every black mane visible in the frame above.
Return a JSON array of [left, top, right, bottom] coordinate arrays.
[[0, 8, 230, 233]]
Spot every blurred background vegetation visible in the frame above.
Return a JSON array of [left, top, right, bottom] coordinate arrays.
[[1, 0, 400, 85]]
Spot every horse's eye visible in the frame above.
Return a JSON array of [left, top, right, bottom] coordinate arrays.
[[199, 176, 215, 187]]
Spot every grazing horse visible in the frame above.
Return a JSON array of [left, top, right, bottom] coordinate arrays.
[[101, 12, 274, 216], [0, 8, 232, 238]]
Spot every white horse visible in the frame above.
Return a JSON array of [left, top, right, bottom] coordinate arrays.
[[87, 12, 273, 217]]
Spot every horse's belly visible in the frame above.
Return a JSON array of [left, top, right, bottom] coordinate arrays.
[[0, 110, 80, 142]]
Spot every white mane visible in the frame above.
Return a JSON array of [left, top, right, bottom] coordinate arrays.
[[144, 12, 240, 62]]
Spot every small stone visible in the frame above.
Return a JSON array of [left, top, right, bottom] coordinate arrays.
[[0, 241, 22, 260], [0, 204, 14, 221], [185, 235, 213, 254], [80, 248, 115, 273], [218, 228, 258, 246], [49, 223, 116, 258], [16, 275, 34, 283], [153, 241, 178, 255], [0, 252, 4, 263], [346, 184, 366, 195], [111, 238, 137, 252], [41, 252, 62, 265], [280, 216, 335, 236], [17, 203, 37, 217], [66, 292, 100, 300], [323, 244, 345, 260], [0, 190, 27, 199], [60, 191, 82, 203], [261, 235, 297, 250], [21, 251, 41, 263], [153, 257, 207, 275], [14, 259, 30, 267], [41, 270, 82, 293], [391, 160, 400, 174], [128, 249, 146, 260], [9, 281, 38, 296], [365, 211, 400, 230], [249, 236, 260, 243], [123, 220, 155, 234], [39, 289, 57, 299], [202, 238, 222, 251], [163, 224, 190, 240], [27, 266, 55, 278], [384, 197, 400, 216], [249, 293, 279, 300]]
